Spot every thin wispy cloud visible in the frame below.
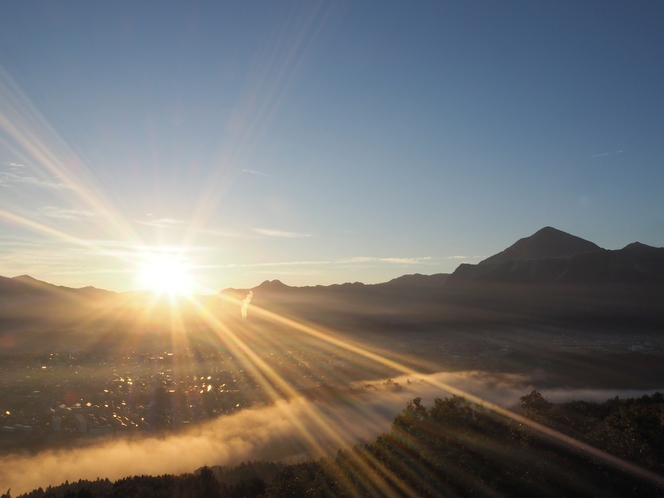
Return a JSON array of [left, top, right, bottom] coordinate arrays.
[[135, 219, 240, 238], [0, 169, 75, 190], [380, 257, 433, 265], [254, 228, 312, 238], [50, 268, 133, 275], [78, 241, 213, 255], [214, 259, 333, 269], [40, 206, 97, 220], [342, 257, 374, 263], [341, 256, 434, 265], [185, 226, 242, 238], [242, 168, 272, 177], [135, 218, 184, 228], [216, 256, 435, 269], [0, 245, 98, 276], [590, 150, 624, 158], [0, 236, 43, 248]]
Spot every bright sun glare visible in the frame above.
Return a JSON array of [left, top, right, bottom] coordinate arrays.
[[137, 253, 194, 296]]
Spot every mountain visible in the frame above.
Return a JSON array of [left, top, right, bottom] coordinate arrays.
[[449, 228, 664, 285], [443, 227, 664, 329], [0, 275, 241, 351], [218, 273, 451, 331], [378, 273, 449, 288], [1, 227, 663, 343], [220, 273, 449, 296], [0, 274, 118, 299], [478, 226, 601, 265]]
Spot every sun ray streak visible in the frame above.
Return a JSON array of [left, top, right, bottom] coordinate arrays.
[[0, 68, 141, 244], [182, 296, 427, 496], [212, 293, 664, 488]]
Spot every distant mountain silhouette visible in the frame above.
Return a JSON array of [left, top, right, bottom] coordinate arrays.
[[479, 226, 601, 265], [450, 227, 664, 284], [220, 273, 449, 296], [379, 273, 449, 288], [1, 227, 663, 344], [442, 227, 664, 329], [0, 274, 118, 298]]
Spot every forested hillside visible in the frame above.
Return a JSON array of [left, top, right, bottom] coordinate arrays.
[[11, 392, 664, 498]]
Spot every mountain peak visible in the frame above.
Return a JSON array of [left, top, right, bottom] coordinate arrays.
[[256, 279, 289, 291], [479, 227, 602, 265], [13, 274, 39, 282], [622, 241, 659, 251]]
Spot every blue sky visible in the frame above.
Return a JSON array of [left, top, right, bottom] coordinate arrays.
[[0, 1, 663, 293]]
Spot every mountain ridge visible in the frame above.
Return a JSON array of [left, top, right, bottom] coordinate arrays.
[[1, 227, 663, 339], [450, 227, 664, 284]]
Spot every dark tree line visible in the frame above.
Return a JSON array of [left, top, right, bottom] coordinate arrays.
[[14, 392, 664, 497]]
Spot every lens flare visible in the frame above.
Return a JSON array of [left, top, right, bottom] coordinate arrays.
[[137, 253, 193, 296]]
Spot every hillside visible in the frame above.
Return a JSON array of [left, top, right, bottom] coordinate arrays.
[[14, 392, 664, 498]]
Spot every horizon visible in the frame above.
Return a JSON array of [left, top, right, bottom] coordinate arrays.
[[2, 268, 444, 294], [1, 1, 663, 294], [2, 223, 662, 295]]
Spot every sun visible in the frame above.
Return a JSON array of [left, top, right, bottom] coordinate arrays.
[[137, 253, 194, 296]]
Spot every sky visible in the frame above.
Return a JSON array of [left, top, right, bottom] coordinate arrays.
[[0, 0, 663, 293]]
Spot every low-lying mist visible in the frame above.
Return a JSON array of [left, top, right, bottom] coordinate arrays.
[[2, 370, 662, 495]]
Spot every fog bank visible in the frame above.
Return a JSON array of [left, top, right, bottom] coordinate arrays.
[[2, 370, 661, 494]]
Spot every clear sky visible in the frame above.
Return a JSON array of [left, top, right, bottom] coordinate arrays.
[[0, 1, 663, 293]]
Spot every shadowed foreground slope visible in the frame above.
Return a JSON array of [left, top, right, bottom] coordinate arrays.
[[15, 392, 664, 498]]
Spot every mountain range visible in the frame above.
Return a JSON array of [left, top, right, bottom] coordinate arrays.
[[0, 227, 663, 347], [450, 226, 664, 284]]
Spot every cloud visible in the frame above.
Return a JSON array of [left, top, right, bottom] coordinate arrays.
[[40, 206, 97, 220], [242, 168, 272, 177], [213, 260, 333, 269], [190, 227, 242, 238], [49, 268, 133, 275], [340, 256, 434, 265], [213, 256, 435, 270], [379, 257, 433, 265], [0, 162, 26, 182], [134, 219, 240, 238], [241, 291, 253, 318], [254, 228, 311, 238], [0, 170, 75, 189], [51, 241, 214, 264], [590, 150, 623, 159], [446, 255, 468, 260], [135, 218, 185, 228], [1, 161, 25, 169], [341, 257, 374, 263]]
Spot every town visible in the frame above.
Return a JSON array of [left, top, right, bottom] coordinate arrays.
[[2, 327, 663, 455]]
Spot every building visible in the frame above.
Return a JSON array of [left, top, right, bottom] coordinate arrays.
[[75, 414, 87, 433]]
